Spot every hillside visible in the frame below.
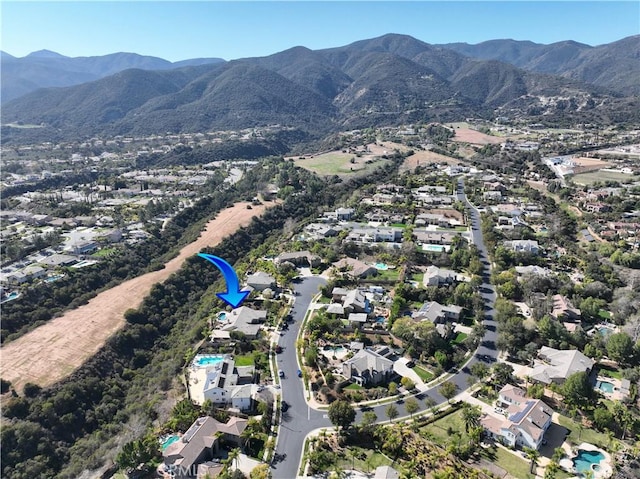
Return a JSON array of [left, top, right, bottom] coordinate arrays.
[[438, 35, 640, 95], [2, 34, 636, 145]]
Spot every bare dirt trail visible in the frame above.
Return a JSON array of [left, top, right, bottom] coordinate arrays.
[[1, 201, 272, 391]]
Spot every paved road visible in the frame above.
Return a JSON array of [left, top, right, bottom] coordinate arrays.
[[271, 179, 498, 478]]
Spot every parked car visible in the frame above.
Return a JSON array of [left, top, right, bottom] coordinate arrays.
[[297, 369, 303, 378], [278, 370, 285, 378], [406, 360, 415, 368], [281, 401, 289, 412]]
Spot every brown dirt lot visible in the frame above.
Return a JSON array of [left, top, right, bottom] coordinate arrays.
[[571, 156, 613, 174], [1, 201, 272, 392], [453, 128, 504, 145], [400, 150, 462, 172]]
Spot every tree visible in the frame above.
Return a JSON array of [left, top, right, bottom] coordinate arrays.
[[544, 460, 560, 479], [492, 363, 514, 386], [470, 362, 489, 382], [562, 371, 595, 409], [400, 376, 416, 391], [360, 411, 378, 432], [227, 447, 241, 473], [523, 446, 540, 474], [385, 403, 399, 423], [439, 381, 458, 404], [461, 403, 481, 432], [328, 400, 356, 433], [250, 463, 271, 479], [606, 332, 635, 365], [405, 397, 419, 419]]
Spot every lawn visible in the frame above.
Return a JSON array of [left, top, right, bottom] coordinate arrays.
[[481, 446, 535, 479], [375, 268, 400, 281], [92, 247, 118, 257], [413, 365, 434, 382], [597, 310, 611, 320], [451, 332, 468, 345], [571, 170, 634, 185], [345, 383, 363, 390], [294, 152, 391, 176], [420, 409, 467, 444], [597, 364, 622, 380], [234, 355, 255, 366], [337, 447, 392, 473], [556, 414, 620, 449]]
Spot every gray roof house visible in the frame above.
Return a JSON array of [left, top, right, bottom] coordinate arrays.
[[343, 289, 370, 314], [333, 258, 377, 278], [219, 306, 267, 338], [245, 271, 276, 291], [343, 349, 394, 386], [529, 347, 594, 385], [423, 265, 458, 286], [274, 251, 321, 267], [163, 416, 248, 478], [412, 301, 462, 324]]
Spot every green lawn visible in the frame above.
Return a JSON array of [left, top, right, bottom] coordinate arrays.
[[420, 409, 468, 444], [556, 414, 619, 449], [481, 446, 535, 479], [375, 268, 400, 281], [337, 447, 392, 473], [294, 152, 391, 176], [345, 383, 363, 390], [451, 332, 468, 345], [234, 355, 255, 366], [597, 310, 611, 320], [597, 364, 622, 379], [413, 365, 434, 382], [92, 247, 118, 257]]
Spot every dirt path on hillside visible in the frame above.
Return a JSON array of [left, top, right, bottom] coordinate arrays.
[[1, 201, 272, 392]]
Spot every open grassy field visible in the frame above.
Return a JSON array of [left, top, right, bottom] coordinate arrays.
[[399, 149, 461, 172], [294, 151, 391, 176], [571, 170, 634, 185]]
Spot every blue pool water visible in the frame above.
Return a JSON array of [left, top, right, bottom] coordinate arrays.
[[597, 327, 613, 338], [375, 263, 388, 270], [596, 380, 614, 394], [161, 434, 180, 450], [45, 275, 64, 283], [195, 355, 225, 367], [218, 312, 227, 321], [1, 292, 21, 303], [573, 449, 605, 474], [376, 316, 386, 323], [423, 244, 445, 252]]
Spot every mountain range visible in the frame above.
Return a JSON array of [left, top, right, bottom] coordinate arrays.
[[2, 34, 638, 146]]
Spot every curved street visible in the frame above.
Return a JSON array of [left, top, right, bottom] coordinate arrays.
[[271, 180, 498, 478]]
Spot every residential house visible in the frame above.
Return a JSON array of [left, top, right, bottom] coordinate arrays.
[[345, 226, 402, 244], [188, 354, 256, 409], [412, 301, 462, 324], [347, 313, 368, 328], [217, 306, 267, 338], [529, 347, 594, 385], [39, 253, 78, 268], [343, 289, 370, 315], [162, 416, 248, 478], [423, 265, 458, 286], [480, 385, 553, 450], [414, 231, 462, 245], [245, 271, 276, 292], [274, 251, 321, 267], [504, 240, 539, 254], [550, 295, 581, 321], [514, 265, 551, 278], [333, 258, 377, 278], [342, 349, 394, 386]]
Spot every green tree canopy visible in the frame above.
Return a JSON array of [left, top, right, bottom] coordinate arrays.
[[328, 400, 356, 432]]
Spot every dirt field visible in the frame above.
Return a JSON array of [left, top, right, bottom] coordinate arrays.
[[1, 201, 272, 392], [400, 150, 461, 172], [452, 128, 505, 145]]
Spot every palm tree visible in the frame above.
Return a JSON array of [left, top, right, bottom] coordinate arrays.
[[461, 403, 481, 433], [544, 460, 560, 479], [227, 447, 240, 473], [523, 447, 540, 474]]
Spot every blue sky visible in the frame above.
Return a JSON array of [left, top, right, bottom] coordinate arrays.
[[2, 1, 638, 62]]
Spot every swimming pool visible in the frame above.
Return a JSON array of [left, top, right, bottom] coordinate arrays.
[[423, 244, 446, 252], [596, 380, 614, 394], [45, 274, 64, 283], [597, 327, 613, 338], [194, 355, 225, 367], [375, 263, 389, 270], [1, 292, 21, 303], [217, 311, 227, 321], [573, 449, 605, 474], [161, 434, 180, 450], [376, 316, 386, 323]]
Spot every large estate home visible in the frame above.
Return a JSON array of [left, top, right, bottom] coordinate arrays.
[[529, 347, 594, 385], [342, 349, 394, 386], [481, 385, 553, 450]]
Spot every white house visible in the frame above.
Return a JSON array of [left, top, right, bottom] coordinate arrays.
[[481, 385, 553, 450]]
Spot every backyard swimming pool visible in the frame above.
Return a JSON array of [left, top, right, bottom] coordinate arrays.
[[375, 263, 389, 270], [596, 380, 615, 394], [194, 355, 225, 367], [160, 434, 180, 450], [423, 244, 446, 252], [573, 449, 605, 475]]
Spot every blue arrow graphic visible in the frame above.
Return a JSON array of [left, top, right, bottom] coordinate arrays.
[[197, 253, 250, 308]]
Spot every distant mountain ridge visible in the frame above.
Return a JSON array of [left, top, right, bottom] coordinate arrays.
[[2, 34, 638, 146], [437, 35, 640, 95], [0, 50, 225, 103]]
